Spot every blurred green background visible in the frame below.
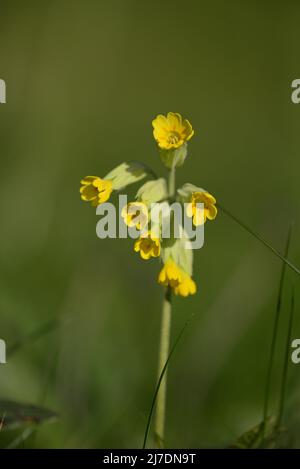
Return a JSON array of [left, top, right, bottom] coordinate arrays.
[[1, 0, 300, 448]]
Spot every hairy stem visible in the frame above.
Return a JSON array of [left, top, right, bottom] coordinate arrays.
[[153, 167, 176, 447], [168, 165, 176, 198], [154, 287, 172, 447]]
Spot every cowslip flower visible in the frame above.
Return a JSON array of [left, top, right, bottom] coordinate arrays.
[[121, 202, 149, 230], [80, 162, 151, 208], [186, 191, 217, 226], [80, 113, 217, 446], [158, 258, 196, 297], [134, 231, 161, 260], [80, 176, 113, 206], [152, 112, 194, 150]]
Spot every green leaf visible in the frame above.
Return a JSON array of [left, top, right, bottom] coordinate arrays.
[[0, 400, 57, 431]]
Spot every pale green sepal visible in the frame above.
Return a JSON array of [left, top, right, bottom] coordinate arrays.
[[159, 143, 187, 169], [136, 178, 168, 205], [161, 227, 193, 276], [177, 183, 206, 202], [105, 162, 153, 191]]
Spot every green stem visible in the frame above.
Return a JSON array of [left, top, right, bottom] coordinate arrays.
[[153, 167, 176, 447], [168, 166, 176, 198], [154, 286, 172, 447], [143, 313, 193, 449]]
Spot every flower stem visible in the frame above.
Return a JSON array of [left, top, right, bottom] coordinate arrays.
[[168, 165, 176, 198], [153, 166, 176, 447], [154, 286, 172, 447]]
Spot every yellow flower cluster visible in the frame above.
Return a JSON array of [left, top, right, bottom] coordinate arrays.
[[80, 112, 217, 297]]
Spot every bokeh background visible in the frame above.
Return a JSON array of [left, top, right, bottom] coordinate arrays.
[[1, 0, 300, 448]]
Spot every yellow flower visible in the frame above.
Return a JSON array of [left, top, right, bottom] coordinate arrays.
[[186, 191, 217, 226], [121, 202, 148, 230], [158, 258, 182, 288], [158, 258, 196, 297], [134, 231, 161, 260], [173, 274, 197, 297], [80, 176, 113, 207], [152, 112, 194, 150]]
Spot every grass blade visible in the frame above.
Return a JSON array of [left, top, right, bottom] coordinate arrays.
[[218, 204, 300, 276], [6, 427, 35, 449], [277, 285, 295, 428], [142, 314, 194, 449], [263, 224, 292, 425], [0, 414, 5, 432], [7, 317, 66, 358]]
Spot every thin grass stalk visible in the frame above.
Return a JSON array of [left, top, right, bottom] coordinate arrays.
[[218, 205, 300, 276], [7, 318, 64, 358], [263, 225, 292, 428], [277, 285, 295, 429]]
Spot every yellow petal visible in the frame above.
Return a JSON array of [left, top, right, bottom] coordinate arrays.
[[206, 204, 217, 220], [182, 119, 194, 140], [80, 176, 99, 185], [80, 184, 98, 201], [167, 112, 182, 129]]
